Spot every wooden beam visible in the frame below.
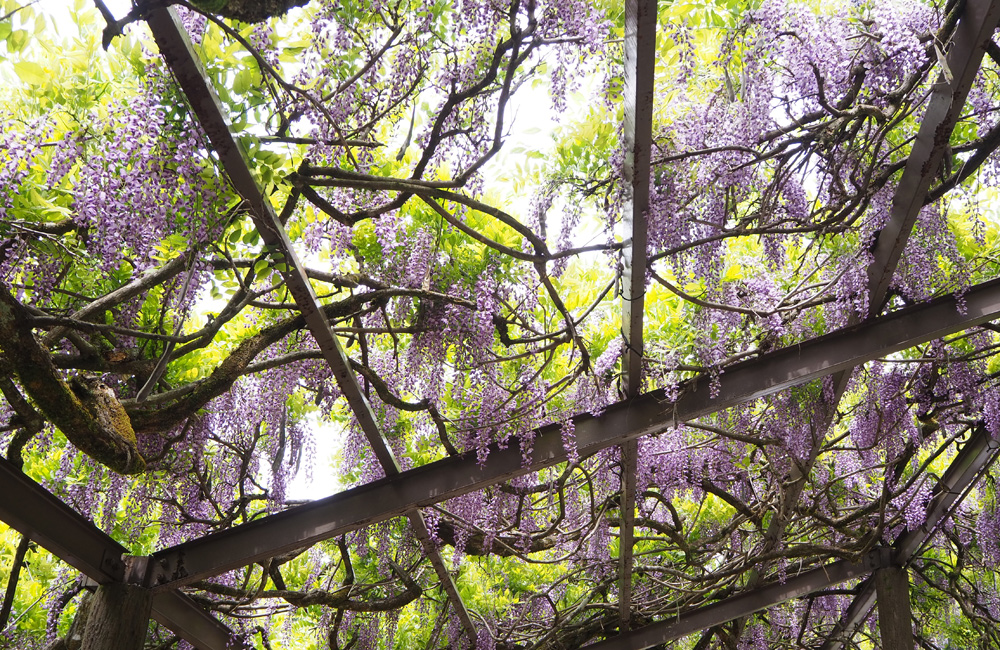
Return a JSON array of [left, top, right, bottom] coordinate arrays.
[[0, 458, 251, 650], [618, 0, 657, 630], [583, 551, 890, 650], [144, 8, 476, 643], [143, 279, 1000, 589], [587, 423, 999, 650], [865, 0, 1000, 314], [821, 424, 1000, 650]]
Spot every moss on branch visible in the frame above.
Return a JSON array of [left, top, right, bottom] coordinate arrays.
[[0, 284, 145, 475]]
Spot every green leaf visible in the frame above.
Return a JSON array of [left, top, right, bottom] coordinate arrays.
[[13, 60, 47, 86], [7, 29, 29, 53], [233, 68, 251, 95], [253, 260, 270, 281]]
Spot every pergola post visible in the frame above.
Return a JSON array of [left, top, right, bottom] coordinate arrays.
[[875, 567, 914, 650], [619, 0, 656, 630], [80, 582, 153, 650]]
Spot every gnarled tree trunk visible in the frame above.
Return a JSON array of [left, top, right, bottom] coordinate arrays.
[[80, 583, 152, 650]]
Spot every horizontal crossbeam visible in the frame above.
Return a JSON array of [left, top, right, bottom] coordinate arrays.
[[143, 277, 1000, 589], [580, 424, 1000, 650]]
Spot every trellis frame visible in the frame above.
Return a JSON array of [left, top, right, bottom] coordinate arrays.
[[3, 1, 1000, 648]]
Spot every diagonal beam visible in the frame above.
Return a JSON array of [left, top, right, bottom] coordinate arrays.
[[143, 278, 1000, 589], [812, 0, 998, 497], [144, 8, 477, 643], [895, 425, 1000, 562], [618, 0, 657, 631], [828, 0, 1000, 406], [819, 424, 1000, 650], [0, 458, 249, 650], [0, 456, 127, 584], [402, 510, 477, 643], [783, 1, 1000, 643], [151, 590, 249, 650], [865, 0, 1000, 315], [144, 7, 394, 472], [582, 550, 892, 650], [822, 0, 1000, 402], [734, 2, 1000, 642]]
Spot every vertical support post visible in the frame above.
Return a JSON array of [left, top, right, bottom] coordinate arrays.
[[619, 0, 657, 631], [80, 583, 153, 650], [620, 0, 656, 393], [618, 438, 639, 632], [875, 567, 914, 650]]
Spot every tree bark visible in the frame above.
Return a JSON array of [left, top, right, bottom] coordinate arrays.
[[80, 583, 152, 650], [0, 534, 30, 630], [875, 566, 914, 650], [0, 284, 144, 474]]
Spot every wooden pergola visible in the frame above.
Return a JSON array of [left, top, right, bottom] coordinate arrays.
[[4, 0, 1000, 647]]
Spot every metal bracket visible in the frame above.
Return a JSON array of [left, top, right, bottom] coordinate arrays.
[[863, 547, 896, 571], [145, 552, 187, 589], [101, 548, 125, 582], [124, 555, 151, 585]]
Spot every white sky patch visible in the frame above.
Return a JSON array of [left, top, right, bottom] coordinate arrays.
[[103, 0, 131, 18], [39, 0, 130, 33], [287, 414, 345, 500]]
